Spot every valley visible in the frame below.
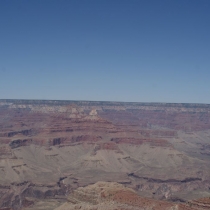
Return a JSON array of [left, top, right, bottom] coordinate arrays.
[[0, 100, 210, 209]]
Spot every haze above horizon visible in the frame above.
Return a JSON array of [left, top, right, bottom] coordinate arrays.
[[0, 0, 209, 103]]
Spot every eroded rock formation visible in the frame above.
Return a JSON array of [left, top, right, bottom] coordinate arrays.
[[0, 100, 210, 209]]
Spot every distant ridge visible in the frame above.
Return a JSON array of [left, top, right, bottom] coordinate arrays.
[[0, 99, 210, 107]]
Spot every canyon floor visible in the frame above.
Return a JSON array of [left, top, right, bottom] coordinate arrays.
[[0, 100, 210, 209]]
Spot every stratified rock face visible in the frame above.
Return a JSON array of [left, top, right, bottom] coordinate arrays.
[[55, 181, 198, 210], [189, 197, 210, 209], [0, 100, 210, 210]]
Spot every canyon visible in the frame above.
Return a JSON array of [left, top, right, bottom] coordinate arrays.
[[0, 99, 210, 209]]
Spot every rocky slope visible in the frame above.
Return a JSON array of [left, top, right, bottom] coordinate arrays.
[[54, 182, 207, 210], [0, 100, 210, 209]]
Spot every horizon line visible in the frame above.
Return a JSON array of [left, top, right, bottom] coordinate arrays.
[[0, 98, 210, 106]]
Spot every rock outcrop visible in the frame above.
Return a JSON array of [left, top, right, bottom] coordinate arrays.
[[55, 182, 200, 210]]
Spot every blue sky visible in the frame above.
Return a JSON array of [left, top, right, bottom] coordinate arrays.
[[0, 0, 209, 103]]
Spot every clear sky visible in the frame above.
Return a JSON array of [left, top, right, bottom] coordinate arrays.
[[0, 0, 209, 103]]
